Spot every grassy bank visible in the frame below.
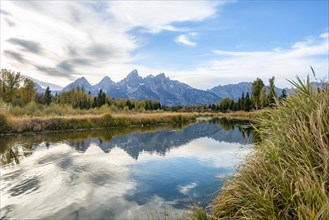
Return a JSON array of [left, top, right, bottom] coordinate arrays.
[[0, 112, 198, 134], [205, 78, 329, 219], [214, 110, 265, 123], [0, 107, 262, 134]]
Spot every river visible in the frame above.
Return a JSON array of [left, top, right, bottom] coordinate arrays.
[[0, 120, 253, 219]]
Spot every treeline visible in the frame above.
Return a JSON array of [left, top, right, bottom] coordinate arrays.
[[1, 69, 287, 113], [0, 69, 162, 112], [49, 87, 162, 111], [165, 77, 287, 113], [214, 77, 287, 112]]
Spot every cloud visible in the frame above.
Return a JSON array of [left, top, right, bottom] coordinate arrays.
[[34, 65, 75, 80], [25, 75, 63, 90], [175, 33, 198, 46], [320, 32, 329, 39], [56, 61, 74, 72], [107, 1, 220, 33], [8, 38, 42, 54], [127, 32, 328, 90], [2, 1, 326, 91], [0, 9, 11, 15], [4, 50, 27, 64], [1, 1, 221, 88], [4, 18, 15, 27], [178, 182, 197, 195]]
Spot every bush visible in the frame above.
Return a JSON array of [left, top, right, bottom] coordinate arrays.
[[102, 113, 114, 127], [0, 114, 11, 133]]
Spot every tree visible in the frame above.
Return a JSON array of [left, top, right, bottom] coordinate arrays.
[[244, 92, 252, 112], [260, 86, 267, 108], [241, 92, 245, 109], [20, 78, 36, 103], [44, 86, 52, 105], [0, 69, 22, 103], [267, 76, 277, 106], [251, 78, 265, 110], [219, 98, 234, 112], [280, 89, 287, 100], [95, 89, 106, 107]]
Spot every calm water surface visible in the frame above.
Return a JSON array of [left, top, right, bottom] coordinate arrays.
[[0, 121, 253, 220]]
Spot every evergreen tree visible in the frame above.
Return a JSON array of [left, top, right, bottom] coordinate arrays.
[[280, 89, 287, 100], [44, 86, 52, 105], [230, 100, 234, 110], [237, 98, 241, 111], [244, 92, 252, 112], [241, 92, 245, 109], [96, 89, 106, 107]]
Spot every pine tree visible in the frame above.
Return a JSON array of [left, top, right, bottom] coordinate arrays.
[[241, 92, 245, 109], [44, 86, 52, 105], [96, 89, 106, 107], [280, 89, 287, 100], [244, 92, 252, 112]]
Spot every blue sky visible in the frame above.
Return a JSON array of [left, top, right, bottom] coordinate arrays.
[[1, 1, 328, 89]]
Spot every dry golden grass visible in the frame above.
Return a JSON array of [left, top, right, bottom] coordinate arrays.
[[0, 112, 203, 134]]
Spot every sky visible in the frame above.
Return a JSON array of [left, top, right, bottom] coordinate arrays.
[[1, 0, 328, 90]]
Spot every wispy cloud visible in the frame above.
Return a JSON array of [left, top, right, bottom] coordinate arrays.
[[8, 38, 43, 54], [1, 1, 327, 91], [0, 1, 221, 88], [174, 32, 329, 89], [4, 50, 27, 64], [107, 1, 219, 33], [175, 33, 198, 46]]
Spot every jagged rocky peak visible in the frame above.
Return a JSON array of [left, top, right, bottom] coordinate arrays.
[[156, 73, 167, 79], [77, 76, 87, 82], [75, 77, 91, 86], [126, 69, 140, 79], [62, 76, 92, 92], [98, 76, 114, 85]]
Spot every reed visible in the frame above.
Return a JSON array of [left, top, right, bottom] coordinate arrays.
[[210, 77, 329, 219]]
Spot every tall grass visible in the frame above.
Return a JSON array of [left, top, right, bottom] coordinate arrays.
[[210, 77, 329, 219], [0, 112, 197, 134]]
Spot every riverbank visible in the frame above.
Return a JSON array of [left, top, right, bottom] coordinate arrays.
[[199, 79, 329, 219], [0, 110, 262, 135]]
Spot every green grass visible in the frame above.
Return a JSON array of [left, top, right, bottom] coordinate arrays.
[[209, 77, 329, 219]]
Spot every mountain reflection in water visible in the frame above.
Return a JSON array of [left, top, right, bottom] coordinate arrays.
[[0, 120, 253, 220]]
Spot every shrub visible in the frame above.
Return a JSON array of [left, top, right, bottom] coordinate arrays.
[[102, 113, 114, 127], [0, 114, 10, 133]]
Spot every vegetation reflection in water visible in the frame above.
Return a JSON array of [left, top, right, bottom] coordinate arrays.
[[0, 120, 254, 220]]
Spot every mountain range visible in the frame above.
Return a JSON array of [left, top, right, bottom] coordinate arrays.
[[35, 69, 287, 106]]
